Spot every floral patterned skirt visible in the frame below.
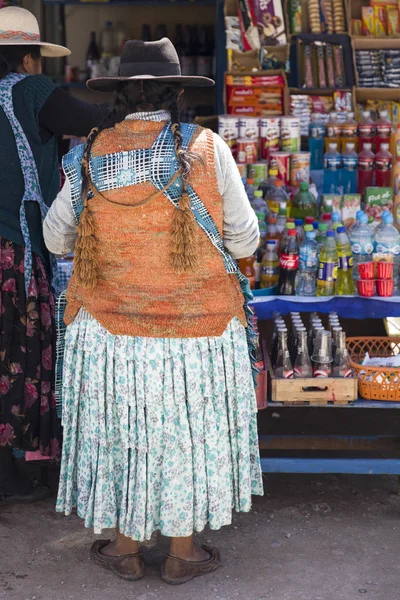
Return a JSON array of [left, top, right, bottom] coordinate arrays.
[[0, 238, 60, 457], [56, 313, 263, 541]]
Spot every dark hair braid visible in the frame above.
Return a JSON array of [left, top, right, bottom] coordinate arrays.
[[75, 80, 199, 287]]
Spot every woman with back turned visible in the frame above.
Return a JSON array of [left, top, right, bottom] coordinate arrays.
[[44, 38, 263, 585]]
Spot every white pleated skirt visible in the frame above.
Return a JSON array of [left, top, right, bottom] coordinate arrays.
[[56, 313, 263, 541]]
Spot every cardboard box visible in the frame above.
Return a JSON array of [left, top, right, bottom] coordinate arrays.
[[365, 187, 394, 230]]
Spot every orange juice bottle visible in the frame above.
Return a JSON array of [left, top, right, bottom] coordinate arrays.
[[325, 112, 341, 152]]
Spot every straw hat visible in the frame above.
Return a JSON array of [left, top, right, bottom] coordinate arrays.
[[0, 7, 70, 58], [87, 38, 214, 92]]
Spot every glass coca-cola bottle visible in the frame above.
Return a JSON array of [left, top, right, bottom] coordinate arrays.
[[274, 330, 294, 379], [332, 331, 352, 378], [294, 330, 312, 378], [277, 229, 299, 295]]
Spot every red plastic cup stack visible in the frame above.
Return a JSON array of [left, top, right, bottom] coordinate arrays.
[[357, 261, 395, 297], [357, 262, 375, 297], [376, 261, 395, 297]]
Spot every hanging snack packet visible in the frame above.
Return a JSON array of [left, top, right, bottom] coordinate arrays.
[[253, 0, 287, 45], [315, 42, 327, 88], [236, 0, 261, 51]]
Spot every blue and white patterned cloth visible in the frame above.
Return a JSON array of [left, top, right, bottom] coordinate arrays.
[[0, 73, 59, 297]]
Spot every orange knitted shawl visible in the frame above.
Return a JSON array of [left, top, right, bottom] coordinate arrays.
[[65, 118, 246, 338]]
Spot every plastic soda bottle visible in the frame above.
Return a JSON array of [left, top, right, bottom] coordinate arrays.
[[316, 222, 328, 251], [341, 142, 358, 194], [357, 143, 375, 197], [296, 225, 319, 296], [277, 229, 299, 296], [336, 226, 355, 295], [375, 143, 393, 188], [375, 109, 392, 154], [349, 213, 374, 281], [316, 230, 338, 296], [266, 216, 280, 253], [375, 211, 400, 287], [267, 179, 290, 215], [260, 240, 279, 289], [325, 112, 341, 152], [323, 143, 341, 194], [309, 113, 325, 170], [348, 209, 364, 235], [295, 218, 305, 244], [276, 203, 287, 233], [252, 190, 268, 246], [340, 111, 358, 153], [292, 182, 318, 219], [332, 211, 342, 230], [359, 110, 376, 151]]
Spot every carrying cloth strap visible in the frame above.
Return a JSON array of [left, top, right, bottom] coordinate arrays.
[[0, 72, 59, 297]]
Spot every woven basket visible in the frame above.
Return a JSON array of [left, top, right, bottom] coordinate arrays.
[[346, 337, 400, 402]]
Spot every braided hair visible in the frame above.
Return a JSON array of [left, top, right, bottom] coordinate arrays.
[[75, 80, 199, 288]]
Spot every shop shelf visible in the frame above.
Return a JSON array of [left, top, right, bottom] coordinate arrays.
[[44, 0, 216, 5]]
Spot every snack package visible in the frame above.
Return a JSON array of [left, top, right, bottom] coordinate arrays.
[[325, 43, 335, 87], [374, 6, 387, 36], [362, 7, 375, 36], [365, 187, 394, 230], [225, 17, 243, 51], [351, 19, 363, 36], [333, 0, 346, 33], [342, 194, 362, 229], [334, 91, 352, 113], [289, 0, 302, 34], [311, 95, 333, 114], [253, 0, 287, 45], [303, 42, 314, 88], [322, 194, 342, 214], [333, 45, 345, 88], [236, 0, 261, 51], [315, 42, 327, 88], [309, 0, 322, 34], [387, 7, 400, 35]]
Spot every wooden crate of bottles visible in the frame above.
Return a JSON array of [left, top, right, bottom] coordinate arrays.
[[266, 349, 358, 405]]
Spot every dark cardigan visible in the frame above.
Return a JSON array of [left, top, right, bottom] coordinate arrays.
[[0, 74, 109, 265]]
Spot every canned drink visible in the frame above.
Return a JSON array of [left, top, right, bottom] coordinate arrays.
[[290, 152, 311, 186], [218, 115, 239, 159], [260, 117, 280, 160], [238, 117, 260, 140], [280, 117, 301, 152], [248, 162, 268, 182], [236, 163, 248, 178], [269, 151, 291, 186], [237, 138, 259, 164]]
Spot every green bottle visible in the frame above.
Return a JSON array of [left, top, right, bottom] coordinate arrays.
[[292, 182, 319, 220]]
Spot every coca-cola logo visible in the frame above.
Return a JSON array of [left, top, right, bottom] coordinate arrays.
[[280, 253, 299, 270]]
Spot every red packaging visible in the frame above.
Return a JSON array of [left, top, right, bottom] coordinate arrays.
[[357, 279, 375, 297], [237, 138, 259, 164], [377, 261, 394, 279], [260, 117, 280, 159], [377, 279, 395, 297], [269, 151, 291, 185], [358, 262, 375, 280]]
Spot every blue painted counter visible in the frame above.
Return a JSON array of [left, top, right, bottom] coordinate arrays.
[[250, 293, 400, 320]]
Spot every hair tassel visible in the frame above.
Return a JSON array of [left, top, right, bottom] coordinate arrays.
[[170, 191, 198, 274], [74, 198, 98, 289]]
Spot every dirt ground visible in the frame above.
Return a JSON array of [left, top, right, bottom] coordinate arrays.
[[1, 473, 400, 600]]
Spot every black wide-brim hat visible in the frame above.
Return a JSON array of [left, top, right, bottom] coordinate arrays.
[[87, 37, 214, 92]]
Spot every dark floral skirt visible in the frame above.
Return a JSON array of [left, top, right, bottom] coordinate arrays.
[[0, 238, 60, 458]]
